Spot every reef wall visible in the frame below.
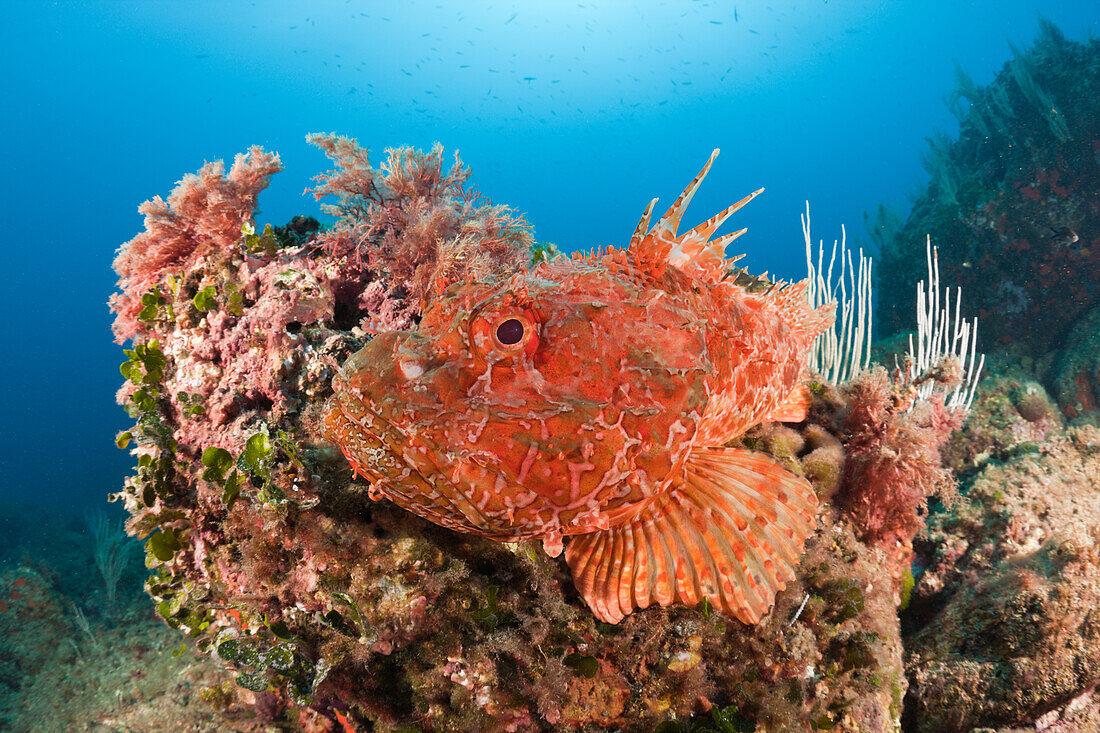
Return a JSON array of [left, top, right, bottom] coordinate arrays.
[[871, 19, 1100, 733], [874, 19, 1100, 357]]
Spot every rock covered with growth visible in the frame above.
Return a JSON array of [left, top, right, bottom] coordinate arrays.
[[874, 19, 1100, 356], [905, 406, 1100, 731], [889, 344, 1100, 732], [109, 146, 285, 343], [0, 566, 73, 687], [108, 136, 970, 730], [940, 355, 1063, 475], [1051, 302, 1100, 419]]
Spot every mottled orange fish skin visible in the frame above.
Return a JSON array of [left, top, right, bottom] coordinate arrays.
[[323, 253, 822, 542], [323, 262, 714, 542], [321, 152, 831, 571]]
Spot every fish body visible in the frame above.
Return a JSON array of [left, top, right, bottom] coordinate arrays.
[[322, 150, 833, 623], [1049, 226, 1079, 247]]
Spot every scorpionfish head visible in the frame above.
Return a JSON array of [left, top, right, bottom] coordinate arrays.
[[321, 258, 713, 543]]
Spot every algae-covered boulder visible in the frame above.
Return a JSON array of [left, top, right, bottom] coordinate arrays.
[[107, 134, 951, 730], [940, 356, 1062, 475], [906, 417, 1100, 732]]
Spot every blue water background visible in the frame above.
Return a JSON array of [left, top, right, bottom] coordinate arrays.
[[0, 1, 1095, 511]]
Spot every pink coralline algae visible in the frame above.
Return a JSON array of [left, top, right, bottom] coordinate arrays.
[[836, 368, 963, 578], [306, 133, 535, 334], [110, 146, 283, 344]]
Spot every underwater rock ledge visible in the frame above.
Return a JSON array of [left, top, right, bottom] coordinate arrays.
[[904, 357, 1100, 733]]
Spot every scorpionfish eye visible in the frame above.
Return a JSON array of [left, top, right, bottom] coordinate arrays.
[[470, 307, 539, 361], [495, 318, 524, 345]]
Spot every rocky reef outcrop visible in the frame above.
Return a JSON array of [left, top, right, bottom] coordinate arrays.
[[107, 133, 973, 731], [873, 19, 1100, 733], [874, 19, 1100, 357], [904, 358, 1100, 733], [107, 22, 1100, 723]]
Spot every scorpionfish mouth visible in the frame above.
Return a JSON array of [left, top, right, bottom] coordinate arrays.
[[320, 332, 494, 532]]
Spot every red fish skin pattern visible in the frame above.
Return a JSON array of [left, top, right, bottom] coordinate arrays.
[[322, 151, 833, 621], [324, 260, 709, 542]]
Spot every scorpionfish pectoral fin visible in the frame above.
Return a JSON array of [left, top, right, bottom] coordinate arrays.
[[564, 448, 818, 624], [765, 383, 813, 423]]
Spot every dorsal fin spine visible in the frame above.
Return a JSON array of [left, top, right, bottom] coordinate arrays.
[[631, 198, 658, 248], [627, 152, 764, 283], [653, 149, 721, 238]]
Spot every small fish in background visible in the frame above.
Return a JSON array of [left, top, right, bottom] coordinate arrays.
[[1049, 226, 1079, 247], [323, 152, 833, 625]]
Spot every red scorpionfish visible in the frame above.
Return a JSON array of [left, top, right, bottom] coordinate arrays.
[[322, 150, 835, 625]]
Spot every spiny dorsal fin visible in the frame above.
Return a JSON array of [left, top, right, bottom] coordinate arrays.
[[760, 280, 836, 344], [628, 150, 763, 284], [630, 198, 659, 249], [652, 149, 721, 238], [686, 188, 763, 242], [709, 227, 748, 253], [565, 447, 817, 624]]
